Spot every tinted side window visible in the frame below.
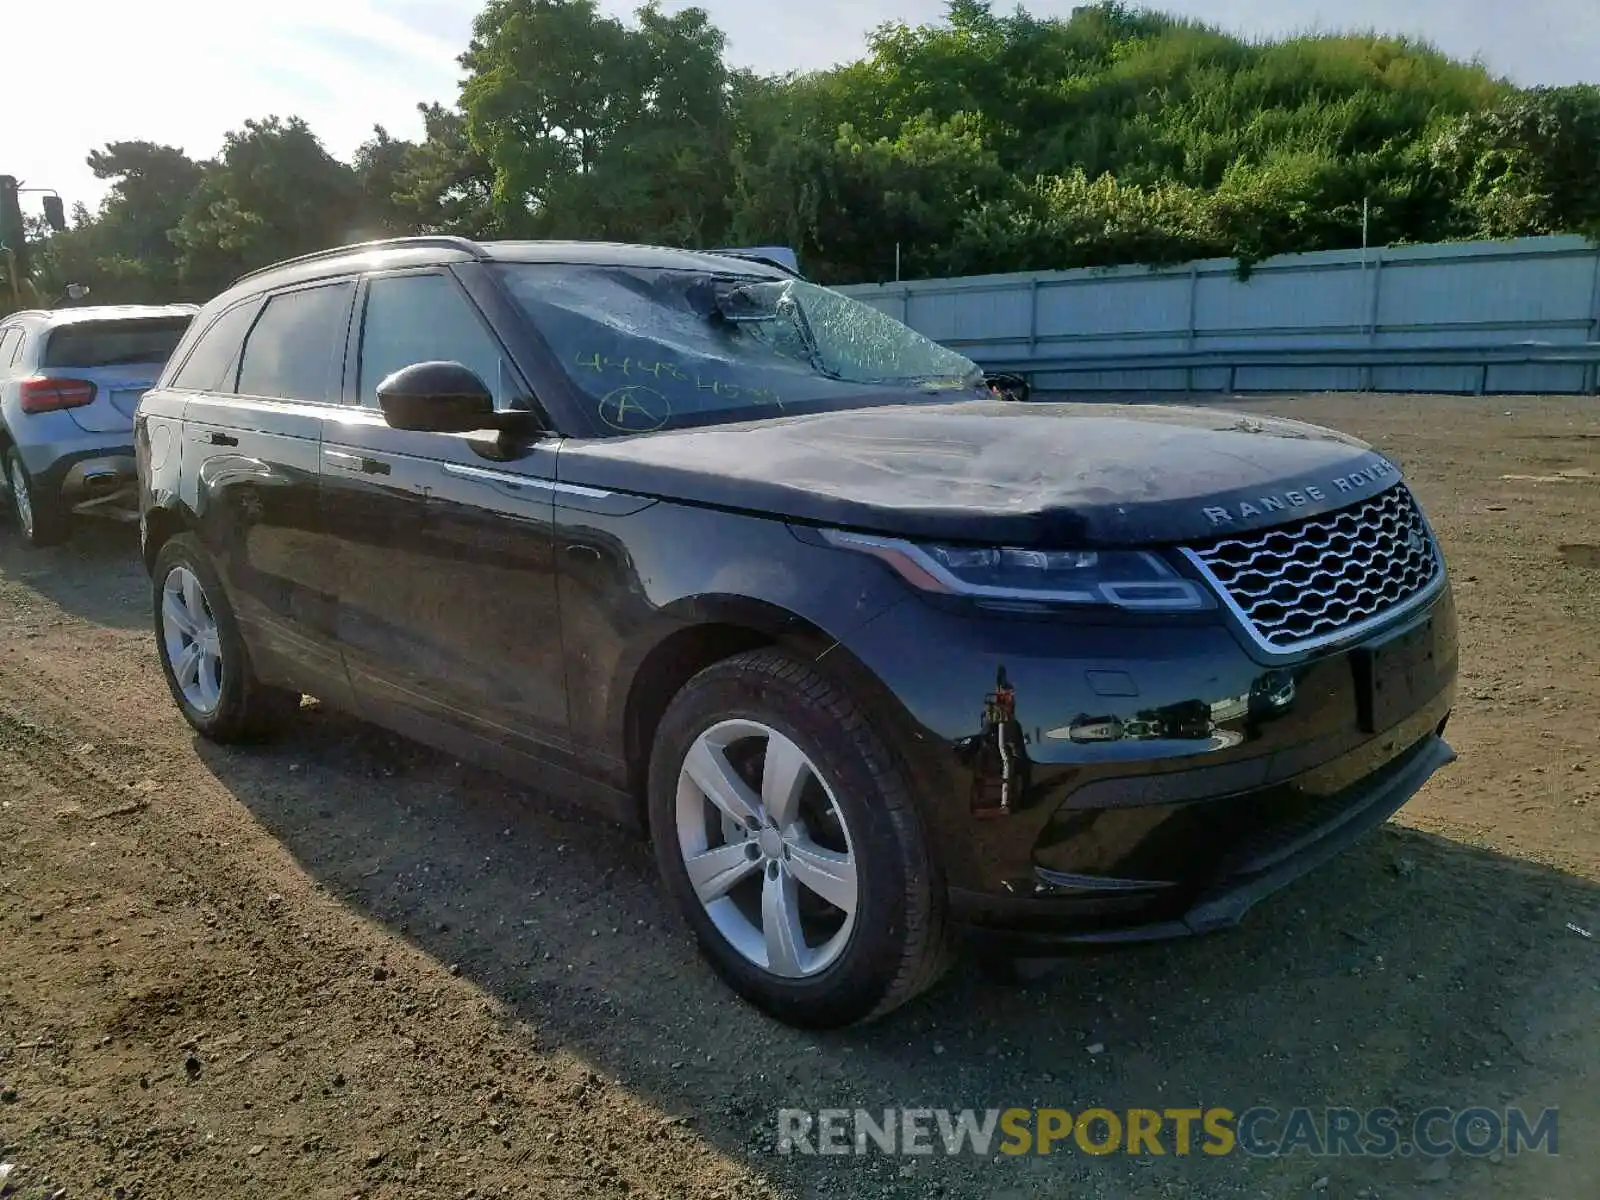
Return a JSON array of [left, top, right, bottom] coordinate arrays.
[[236, 282, 354, 404], [0, 329, 18, 373], [170, 302, 261, 392], [357, 273, 509, 408]]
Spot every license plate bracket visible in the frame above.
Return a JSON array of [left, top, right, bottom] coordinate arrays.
[[1353, 616, 1438, 734]]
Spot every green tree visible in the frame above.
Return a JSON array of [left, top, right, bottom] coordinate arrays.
[[170, 117, 365, 291], [32, 143, 206, 304], [460, 0, 736, 243], [1434, 85, 1600, 239], [354, 126, 419, 235], [18, 0, 1600, 296], [721, 0, 1512, 276], [557, 3, 736, 245], [461, 0, 642, 230], [735, 111, 1010, 283], [392, 103, 499, 236]]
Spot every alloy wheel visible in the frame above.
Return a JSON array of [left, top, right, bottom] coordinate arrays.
[[160, 565, 224, 714], [9, 458, 34, 540], [675, 719, 859, 978]]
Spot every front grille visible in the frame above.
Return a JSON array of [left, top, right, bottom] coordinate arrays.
[[1183, 485, 1442, 653]]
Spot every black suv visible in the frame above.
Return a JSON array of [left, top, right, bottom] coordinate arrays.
[[136, 237, 1458, 1028]]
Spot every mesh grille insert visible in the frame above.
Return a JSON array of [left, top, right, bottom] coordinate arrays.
[[1186, 486, 1441, 652]]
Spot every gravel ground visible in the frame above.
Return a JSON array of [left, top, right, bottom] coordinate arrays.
[[0, 393, 1596, 1199]]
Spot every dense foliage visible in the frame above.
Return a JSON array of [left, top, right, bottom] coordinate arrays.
[[7, 0, 1600, 312]]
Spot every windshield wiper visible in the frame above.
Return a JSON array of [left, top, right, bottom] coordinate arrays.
[[777, 294, 828, 377], [715, 283, 836, 379]]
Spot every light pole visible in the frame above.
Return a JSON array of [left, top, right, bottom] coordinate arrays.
[[1, 175, 70, 308]]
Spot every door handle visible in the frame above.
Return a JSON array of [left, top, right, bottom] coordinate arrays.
[[325, 450, 391, 476], [206, 431, 238, 446]]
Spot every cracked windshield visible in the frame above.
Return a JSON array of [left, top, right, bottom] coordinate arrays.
[[495, 264, 983, 433]]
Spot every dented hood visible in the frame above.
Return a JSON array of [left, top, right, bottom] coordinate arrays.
[[555, 399, 1403, 547]]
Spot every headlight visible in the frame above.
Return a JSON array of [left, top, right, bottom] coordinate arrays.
[[821, 530, 1211, 612]]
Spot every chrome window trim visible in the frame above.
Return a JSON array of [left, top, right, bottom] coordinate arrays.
[[441, 460, 612, 500]]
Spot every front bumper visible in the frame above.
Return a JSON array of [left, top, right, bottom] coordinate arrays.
[[950, 727, 1455, 954], [837, 582, 1459, 950]]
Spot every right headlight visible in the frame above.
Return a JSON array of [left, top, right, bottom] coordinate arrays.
[[820, 530, 1212, 612]]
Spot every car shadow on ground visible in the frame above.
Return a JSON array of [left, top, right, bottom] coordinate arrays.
[[194, 704, 1599, 1198], [0, 518, 149, 631]]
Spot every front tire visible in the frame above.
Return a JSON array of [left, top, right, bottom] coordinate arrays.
[[6, 448, 69, 548], [648, 649, 951, 1028], [152, 534, 300, 742]]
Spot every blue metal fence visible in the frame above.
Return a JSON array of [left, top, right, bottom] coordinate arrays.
[[836, 235, 1600, 394]]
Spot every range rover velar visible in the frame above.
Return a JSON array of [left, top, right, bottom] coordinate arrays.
[[136, 237, 1459, 1028]]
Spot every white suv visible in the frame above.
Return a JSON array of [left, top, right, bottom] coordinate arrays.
[[0, 304, 195, 545]]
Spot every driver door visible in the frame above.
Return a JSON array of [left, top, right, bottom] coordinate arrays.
[[320, 268, 572, 765]]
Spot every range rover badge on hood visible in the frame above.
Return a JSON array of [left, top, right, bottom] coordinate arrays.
[[1201, 460, 1398, 526]]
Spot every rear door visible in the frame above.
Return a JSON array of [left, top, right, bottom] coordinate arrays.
[[180, 281, 355, 705], [41, 316, 193, 435], [320, 267, 571, 761]]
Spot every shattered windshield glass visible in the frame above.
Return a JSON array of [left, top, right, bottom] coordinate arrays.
[[493, 264, 984, 435], [714, 279, 983, 387]]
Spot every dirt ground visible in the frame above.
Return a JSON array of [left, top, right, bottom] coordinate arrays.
[[1, 394, 1596, 1200]]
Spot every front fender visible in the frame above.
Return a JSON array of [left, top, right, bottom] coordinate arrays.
[[555, 497, 913, 767]]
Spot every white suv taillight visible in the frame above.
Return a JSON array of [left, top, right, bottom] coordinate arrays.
[[19, 376, 98, 414]]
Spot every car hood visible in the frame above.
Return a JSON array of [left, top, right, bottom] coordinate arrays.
[[555, 399, 1405, 547]]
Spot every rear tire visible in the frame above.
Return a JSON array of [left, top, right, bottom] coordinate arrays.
[[6, 448, 69, 548], [152, 533, 300, 743], [648, 649, 952, 1028]]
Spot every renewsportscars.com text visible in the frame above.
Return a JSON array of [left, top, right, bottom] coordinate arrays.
[[775, 1106, 1558, 1159]]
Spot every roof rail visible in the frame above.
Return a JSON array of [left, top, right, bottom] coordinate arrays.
[[228, 235, 486, 288]]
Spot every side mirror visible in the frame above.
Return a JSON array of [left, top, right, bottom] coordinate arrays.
[[41, 195, 67, 233], [376, 361, 500, 433]]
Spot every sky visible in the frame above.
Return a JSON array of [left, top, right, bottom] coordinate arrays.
[[8, 0, 1598, 218]]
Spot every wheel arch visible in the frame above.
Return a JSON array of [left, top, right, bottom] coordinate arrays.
[[618, 598, 816, 806], [141, 500, 197, 576], [616, 595, 928, 825]]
